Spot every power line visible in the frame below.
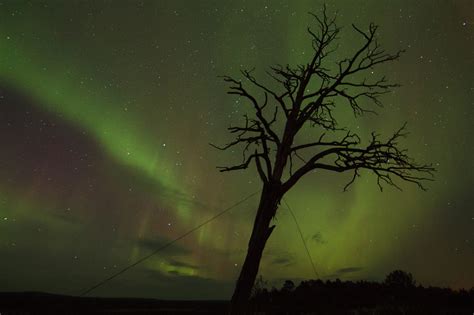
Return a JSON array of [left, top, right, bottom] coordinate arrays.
[[79, 190, 260, 297], [282, 197, 320, 279]]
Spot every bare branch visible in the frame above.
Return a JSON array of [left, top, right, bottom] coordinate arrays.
[[282, 124, 435, 194], [209, 135, 264, 151], [291, 131, 361, 152], [221, 74, 281, 145], [217, 153, 264, 172]]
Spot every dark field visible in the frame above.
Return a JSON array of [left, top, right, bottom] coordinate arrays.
[[1, 287, 472, 315], [0, 292, 227, 314]]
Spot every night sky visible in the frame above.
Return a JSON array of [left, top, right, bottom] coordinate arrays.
[[0, 0, 473, 299]]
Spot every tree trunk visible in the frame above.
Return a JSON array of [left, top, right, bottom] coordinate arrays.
[[229, 183, 281, 314]]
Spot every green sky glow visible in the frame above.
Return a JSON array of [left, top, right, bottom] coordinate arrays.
[[0, 0, 472, 298]]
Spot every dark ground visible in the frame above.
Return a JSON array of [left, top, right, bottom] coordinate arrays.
[[0, 290, 473, 315], [0, 292, 228, 314]]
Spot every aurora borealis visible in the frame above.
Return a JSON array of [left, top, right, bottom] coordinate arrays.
[[0, 0, 473, 299]]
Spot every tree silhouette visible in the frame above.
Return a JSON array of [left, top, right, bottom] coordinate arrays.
[[282, 280, 296, 293], [384, 270, 416, 288], [212, 6, 434, 313], [249, 272, 473, 314]]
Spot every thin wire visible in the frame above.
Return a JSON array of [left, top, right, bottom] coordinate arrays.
[[79, 190, 261, 297], [282, 197, 320, 279]]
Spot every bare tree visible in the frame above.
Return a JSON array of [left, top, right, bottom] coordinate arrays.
[[212, 7, 434, 313]]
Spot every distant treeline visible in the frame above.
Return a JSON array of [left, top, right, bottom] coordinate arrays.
[[249, 270, 473, 314]]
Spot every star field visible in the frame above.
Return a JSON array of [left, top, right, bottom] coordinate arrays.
[[0, 0, 472, 299]]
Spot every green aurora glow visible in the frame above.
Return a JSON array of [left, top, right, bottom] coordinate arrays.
[[0, 0, 472, 298]]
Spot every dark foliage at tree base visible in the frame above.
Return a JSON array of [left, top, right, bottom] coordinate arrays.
[[249, 271, 473, 314]]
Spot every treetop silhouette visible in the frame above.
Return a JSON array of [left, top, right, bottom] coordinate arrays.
[[384, 270, 416, 288]]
